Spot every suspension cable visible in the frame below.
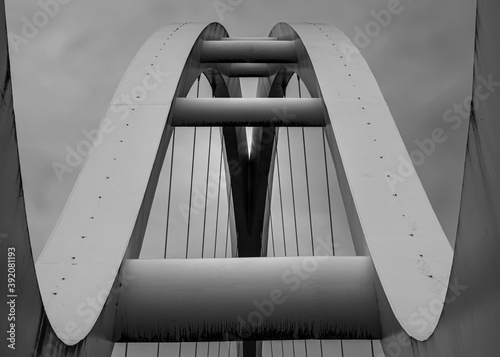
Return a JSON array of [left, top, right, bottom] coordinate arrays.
[[225, 189, 233, 258], [298, 77, 315, 255], [185, 76, 200, 259], [276, 150, 287, 256], [286, 127, 300, 256], [322, 128, 335, 255], [164, 129, 176, 259], [185, 128, 197, 258], [213, 130, 224, 258], [201, 127, 213, 258], [270, 214, 276, 257]]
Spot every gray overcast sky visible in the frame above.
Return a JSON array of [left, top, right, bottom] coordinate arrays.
[[4, 1, 476, 356]]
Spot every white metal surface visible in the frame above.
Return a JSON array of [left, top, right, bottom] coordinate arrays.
[[31, 19, 462, 353], [269, 23, 453, 341], [35, 22, 229, 346]]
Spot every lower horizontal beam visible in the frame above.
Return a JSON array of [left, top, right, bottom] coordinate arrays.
[[171, 98, 325, 127], [114, 257, 381, 342]]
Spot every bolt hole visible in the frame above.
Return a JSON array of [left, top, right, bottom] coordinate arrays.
[[409, 234, 414, 237], [393, 194, 397, 196], [428, 275, 433, 278]]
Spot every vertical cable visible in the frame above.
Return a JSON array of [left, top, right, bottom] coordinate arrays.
[[270, 341, 275, 357], [276, 151, 287, 256], [213, 131, 224, 258], [225, 189, 233, 258], [185, 128, 197, 258], [225, 198, 231, 258], [371, 340, 375, 357], [319, 340, 324, 357], [164, 129, 176, 259], [340, 340, 344, 357], [265, 147, 278, 258], [185, 76, 200, 259], [286, 127, 300, 256], [270, 215, 276, 257], [201, 127, 213, 258], [125, 342, 128, 357], [298, 76, 315, 255], [301, 127, 314, 254], [322, 128, 335, 256]]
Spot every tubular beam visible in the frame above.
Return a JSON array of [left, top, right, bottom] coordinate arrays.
[[114, 257, 381, 342], [171, 98, 325, 127], [201, 40, 297, 63]]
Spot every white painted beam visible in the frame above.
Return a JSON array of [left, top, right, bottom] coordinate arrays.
[[268, 23, 453, 342]]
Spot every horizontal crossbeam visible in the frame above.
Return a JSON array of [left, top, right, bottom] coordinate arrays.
[[218, 63, 283, 77], [221, 37, 278, 41], [171, 98, 325, 127], [201, 40, 297, 63], [114, 257, 381, 342]]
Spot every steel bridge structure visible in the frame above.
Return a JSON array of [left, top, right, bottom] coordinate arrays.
[[1, 2, 500, 357]]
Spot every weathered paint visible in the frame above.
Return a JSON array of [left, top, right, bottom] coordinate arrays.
[[115, 257, 381, 342]]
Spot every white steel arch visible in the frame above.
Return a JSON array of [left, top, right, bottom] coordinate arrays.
[[31, 20, 454, 356]]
